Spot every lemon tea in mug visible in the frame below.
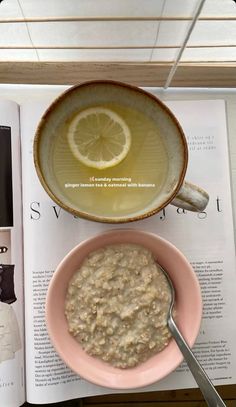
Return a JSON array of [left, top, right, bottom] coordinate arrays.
[[34, 81, 209, 223]]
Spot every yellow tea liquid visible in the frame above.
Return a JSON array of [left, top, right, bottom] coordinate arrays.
[[52, 103, 169, 217]]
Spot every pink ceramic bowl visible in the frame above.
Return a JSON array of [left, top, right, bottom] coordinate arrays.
[[46, 229, 202, 389]]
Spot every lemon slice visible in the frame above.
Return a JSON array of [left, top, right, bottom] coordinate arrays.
[[67, 107, 131, 169]]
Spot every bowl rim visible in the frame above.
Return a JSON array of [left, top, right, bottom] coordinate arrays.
[[45, 228, 202, 389], [33, 80, 188, 224]]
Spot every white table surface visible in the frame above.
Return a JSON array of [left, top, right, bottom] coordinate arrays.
[[0, 84, 235, 243]]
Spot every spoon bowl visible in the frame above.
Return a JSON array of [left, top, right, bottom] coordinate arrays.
[[46, 228, 203, 389]]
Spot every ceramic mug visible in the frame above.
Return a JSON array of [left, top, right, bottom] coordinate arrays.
[[33, 80, 209, 223]]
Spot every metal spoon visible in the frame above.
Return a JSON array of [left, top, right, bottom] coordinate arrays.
[[160, 264, 227, 407]]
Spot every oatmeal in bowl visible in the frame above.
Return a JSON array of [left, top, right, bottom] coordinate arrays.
[[65, 243, 173, 369], [46, 229, 202, 389]]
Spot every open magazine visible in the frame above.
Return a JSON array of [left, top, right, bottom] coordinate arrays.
[[0, 93, 236, 407]]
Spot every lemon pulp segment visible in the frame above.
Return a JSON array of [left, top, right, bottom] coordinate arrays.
[[67, 107, 131, 169]]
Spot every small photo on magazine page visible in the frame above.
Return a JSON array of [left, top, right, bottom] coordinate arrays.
[[0, 230, 21, 364], [0, 125, 13, 228]]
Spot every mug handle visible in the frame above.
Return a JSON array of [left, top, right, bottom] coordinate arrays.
[[171, 181, 209, 212]]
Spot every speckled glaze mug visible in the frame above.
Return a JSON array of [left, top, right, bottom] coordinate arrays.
[[33, 80, 209, 223]]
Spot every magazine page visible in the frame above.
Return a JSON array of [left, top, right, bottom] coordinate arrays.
[[0, 100, 25, 407], [20, 97, 236, 404]]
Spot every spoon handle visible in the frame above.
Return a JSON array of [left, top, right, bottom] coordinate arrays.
[[168, 316, 227, 407]]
